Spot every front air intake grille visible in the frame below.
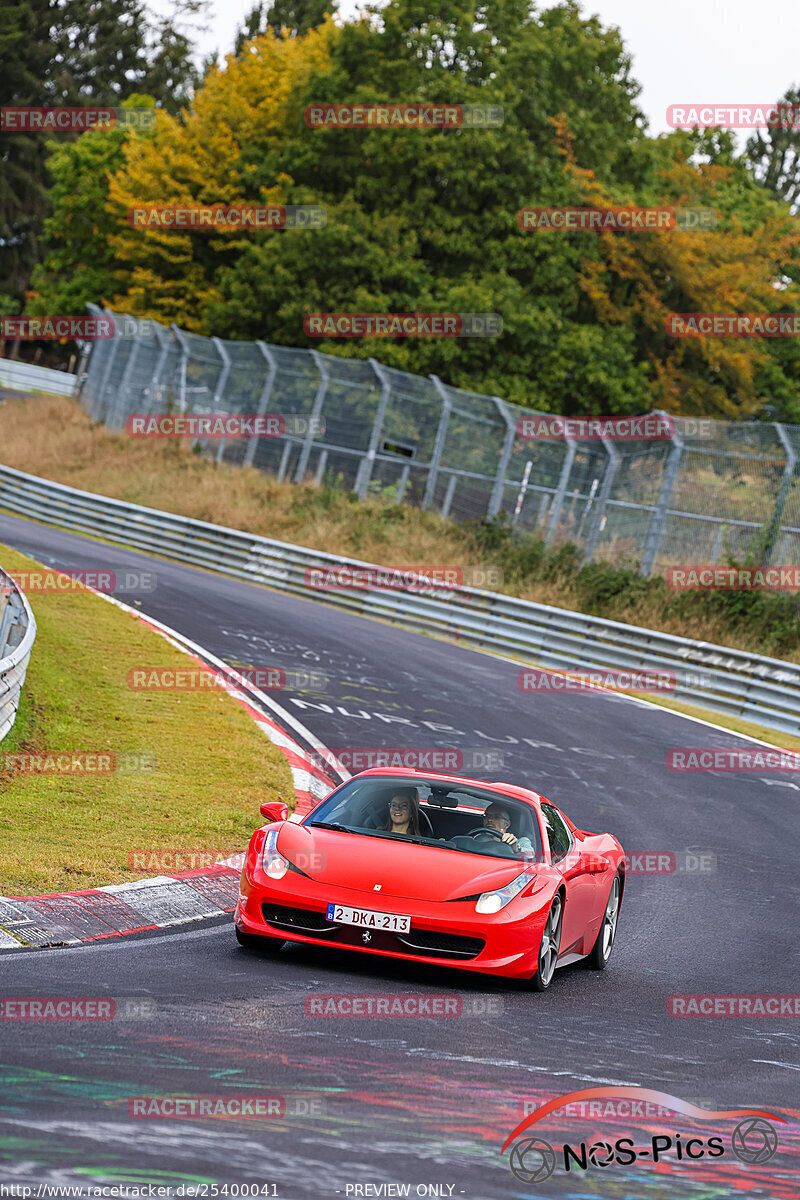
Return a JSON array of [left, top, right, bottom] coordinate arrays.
[[396, 929, 485, 959], [261, 903, 485, 960], [261, 903, 335, 934]]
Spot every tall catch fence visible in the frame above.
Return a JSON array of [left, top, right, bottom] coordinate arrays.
[[79, 306, 800, 576]]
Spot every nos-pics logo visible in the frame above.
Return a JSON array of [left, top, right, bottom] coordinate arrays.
[[503, 1087, 782, 1184]]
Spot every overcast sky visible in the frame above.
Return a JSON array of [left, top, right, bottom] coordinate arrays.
[[161, 0, 799, 138]]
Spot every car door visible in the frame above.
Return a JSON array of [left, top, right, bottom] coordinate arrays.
[[541, 802, 600, 955]]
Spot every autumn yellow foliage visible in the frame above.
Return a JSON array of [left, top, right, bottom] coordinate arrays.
[[105, 21, 338, 329]]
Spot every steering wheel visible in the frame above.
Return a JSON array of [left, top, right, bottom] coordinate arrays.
[[418, 807, 434, 836], [467, 826, 504, 841]]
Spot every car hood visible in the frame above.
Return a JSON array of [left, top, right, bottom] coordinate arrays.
[[278, 822, 530, 902]]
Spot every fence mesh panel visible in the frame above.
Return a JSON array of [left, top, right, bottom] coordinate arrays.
[[77, 309, 800, 575]]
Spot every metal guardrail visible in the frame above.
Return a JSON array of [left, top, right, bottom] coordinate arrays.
[[0, 358, 78, 398], [0, 565, 36, 742], [0, 461, 798, 736]]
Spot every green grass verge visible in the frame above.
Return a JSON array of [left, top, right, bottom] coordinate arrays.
[[0, 543, 293, 896]]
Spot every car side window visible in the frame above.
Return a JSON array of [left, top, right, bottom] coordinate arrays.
[[541, 803, 571, 863]]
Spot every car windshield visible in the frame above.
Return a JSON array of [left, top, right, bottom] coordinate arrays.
[[303, 775, 543, 862]]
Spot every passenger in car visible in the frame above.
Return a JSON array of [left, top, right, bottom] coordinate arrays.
[[483, 803, 535, 854], [379, 787, 421, 835]]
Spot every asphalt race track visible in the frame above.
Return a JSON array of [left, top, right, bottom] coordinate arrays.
[[1, 510, 798, 1198]]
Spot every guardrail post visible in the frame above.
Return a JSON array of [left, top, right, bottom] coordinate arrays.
[[546, 419, 577, 546], [513, 459, 532, 525], [170, 324, 190, 413], [92, 307, 122, 422], [294, 351, 329, 482], [640, 416, 684, 576], [424, 376, 453, 511], [74, 339, 92, 400], [109, 318, 143, 430], [0, 596, 13, 653], [582, 434, 620, 564], [761, 423, 797, 565], [354, 359, 391, 499], [488, 396, 516, 519], [441, 473, 458, 518], [79, 303, 105, 407], [277, 441, 292, 482], [147, 322, 171, 411], [0, 567, 37, 744], [4, 594, 24, 650], [314, 449, 329, 486], [211, 338, 232, 462], [244, 342, 277, 468], [211, 338, 231, 412], [396, 463, 411, 503]]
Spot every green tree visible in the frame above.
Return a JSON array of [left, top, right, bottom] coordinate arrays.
[[206, 0, 664, 406], [53, 0, 208, 112], [1, 0, 206, 310], [102, 19, 337, 329], [234, 0, 337, 52], [27, 95, 157, 318], [0, 0, 54, 298], [141, 1, 210, 114], [745, 86, 800, 211], [31, 2, 800, 417]]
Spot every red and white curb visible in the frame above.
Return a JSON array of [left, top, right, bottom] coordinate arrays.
[[0, 592, 348, 952]]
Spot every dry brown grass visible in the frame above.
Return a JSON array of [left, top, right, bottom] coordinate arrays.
[[0, 394, 476, 562], [0, 393, 796, 665]]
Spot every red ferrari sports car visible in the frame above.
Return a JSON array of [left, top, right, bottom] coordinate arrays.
[[234, 768, 625, 989]]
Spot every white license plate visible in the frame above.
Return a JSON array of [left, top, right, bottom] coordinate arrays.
[[326, 903, 410, 933]]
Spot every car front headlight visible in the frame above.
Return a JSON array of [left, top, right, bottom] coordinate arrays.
[[475, 872, 534, 914], [262, 829, 288, 880]]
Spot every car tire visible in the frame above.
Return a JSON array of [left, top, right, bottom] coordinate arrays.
[[584, 872, 622, 970], [235, 927, 286, 954], [527, 891, 563, 992]]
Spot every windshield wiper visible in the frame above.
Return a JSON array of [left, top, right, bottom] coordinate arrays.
[[306, 820, 363, 834], [371, 831, 439, 846]]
